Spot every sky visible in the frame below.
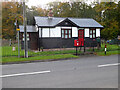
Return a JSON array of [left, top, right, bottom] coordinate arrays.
[[4, 0, 119, 8], [26, 0, 56, 8], [26, 0, 94, 8], [3, 0, 118, 8]]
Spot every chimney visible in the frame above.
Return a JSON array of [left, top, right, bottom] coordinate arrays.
[[48, 8, 53, 19]]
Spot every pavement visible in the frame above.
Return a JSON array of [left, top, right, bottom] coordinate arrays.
[[1, 55, 118, 88]]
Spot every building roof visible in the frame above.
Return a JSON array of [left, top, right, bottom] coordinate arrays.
[[34, 16, 64, 27], [34, 16, 103, 28], [19, 25, 37, 32]]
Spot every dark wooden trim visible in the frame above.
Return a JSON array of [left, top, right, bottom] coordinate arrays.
[[38, 26, 55, 28], [55, 18, 78, 27], [78, 27, 103, 28], [39, 26, 103, 28]]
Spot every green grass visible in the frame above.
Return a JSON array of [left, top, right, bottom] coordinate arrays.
[[29, 49, 81, 56], [87, 43, 119, 52], [2, 46, 82, 57], [2, 46, 24, 57], [87, 43, 119, 56], [100, 43, 119, 51], [95, 44, 119, 56], [2, 54, 79, 63], [1, 43, 120, 63], [96, 50, 119, 56]]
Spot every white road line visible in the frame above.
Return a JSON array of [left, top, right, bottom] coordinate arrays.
[[98, 63, 120, 68], [0, 70, 51, 78]]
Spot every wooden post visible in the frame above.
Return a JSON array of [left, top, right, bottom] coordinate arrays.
[[84, 46, 85, 52], [76, 46, 77, 56], [84, 40, 85, 53]]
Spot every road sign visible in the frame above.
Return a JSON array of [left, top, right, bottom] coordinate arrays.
[[16, 28, 20, 31]]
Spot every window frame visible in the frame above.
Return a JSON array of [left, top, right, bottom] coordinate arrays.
[[89, 28, 96, 39], [61, 28, 72, 39]]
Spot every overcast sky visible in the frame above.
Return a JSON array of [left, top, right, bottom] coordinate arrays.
[[26, 0, 56, 8], [26, 0, 94, 8]]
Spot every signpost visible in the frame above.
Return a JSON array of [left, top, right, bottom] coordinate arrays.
[[17, 28, 20, 57], [14, 19, 20, 58]]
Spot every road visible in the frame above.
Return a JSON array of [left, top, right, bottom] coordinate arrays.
[[2, 55, 118, 88]]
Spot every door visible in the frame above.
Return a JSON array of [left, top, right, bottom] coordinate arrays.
[[78, 29, 84, 46]]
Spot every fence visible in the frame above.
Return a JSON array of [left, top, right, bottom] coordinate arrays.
[[2, 39, 106, 57], [2, 39, 76, 57]]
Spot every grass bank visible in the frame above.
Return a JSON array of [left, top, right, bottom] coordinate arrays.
[[2, 54, 79, 64], [1, 44, 119, 64], [95, 50, 119, 56], [95, 44, 119, 56]]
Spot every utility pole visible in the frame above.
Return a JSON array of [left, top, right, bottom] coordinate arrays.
[[23, 0, 28, 58], [16, 19, 20, 58]]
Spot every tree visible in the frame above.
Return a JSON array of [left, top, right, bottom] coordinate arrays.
[[47, 2, 96, 18], [94, 2, 119, 40], [26, 6, 47, 25], [2, 2, 23, 39]]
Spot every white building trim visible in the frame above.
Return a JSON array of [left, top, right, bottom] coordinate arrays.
[[85, 28, 89, 37], [72, 27, 78, 37], [96, 28, 100, 37], [50, 27, 61, 37]]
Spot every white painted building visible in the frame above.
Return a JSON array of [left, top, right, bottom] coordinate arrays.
[[20, 17, 103, 50]]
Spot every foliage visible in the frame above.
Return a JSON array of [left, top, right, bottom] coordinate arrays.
[[94, 2, 120, 40], [2, 2, 23, 39], [47, 2, 96, 18], [26, 6, 47, 25]]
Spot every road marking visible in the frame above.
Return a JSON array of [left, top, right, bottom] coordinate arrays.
[[98, 63, 120, 68], [0, 70, 51, 78]]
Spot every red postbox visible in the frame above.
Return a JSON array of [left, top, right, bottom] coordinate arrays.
[[74, 40, 80, 47]]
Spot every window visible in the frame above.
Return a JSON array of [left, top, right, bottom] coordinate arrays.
[[61, 29, 72, 39], [23, 33, 30, 41], [89, 28, 96, 38]]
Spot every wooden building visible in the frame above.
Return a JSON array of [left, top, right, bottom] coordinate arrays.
[[20, 16, 103, 50]]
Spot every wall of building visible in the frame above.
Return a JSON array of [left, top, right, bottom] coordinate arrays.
[[40, 37, 77, 49], [20, 27, 101, 50], [39, 27, 100, 38], [38, 27, 101, 49], [20, 32, 39, 50]]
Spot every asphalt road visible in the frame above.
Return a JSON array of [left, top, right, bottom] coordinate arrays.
[[2, 55, 118, 88]]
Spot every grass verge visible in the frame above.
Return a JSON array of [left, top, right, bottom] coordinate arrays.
[[95, 50, 119, 56], [2, 46, 82, 57], [2, 54, 79, 64]]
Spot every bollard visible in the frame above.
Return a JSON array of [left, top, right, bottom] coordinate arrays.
[[105, 44, 107, 55]]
